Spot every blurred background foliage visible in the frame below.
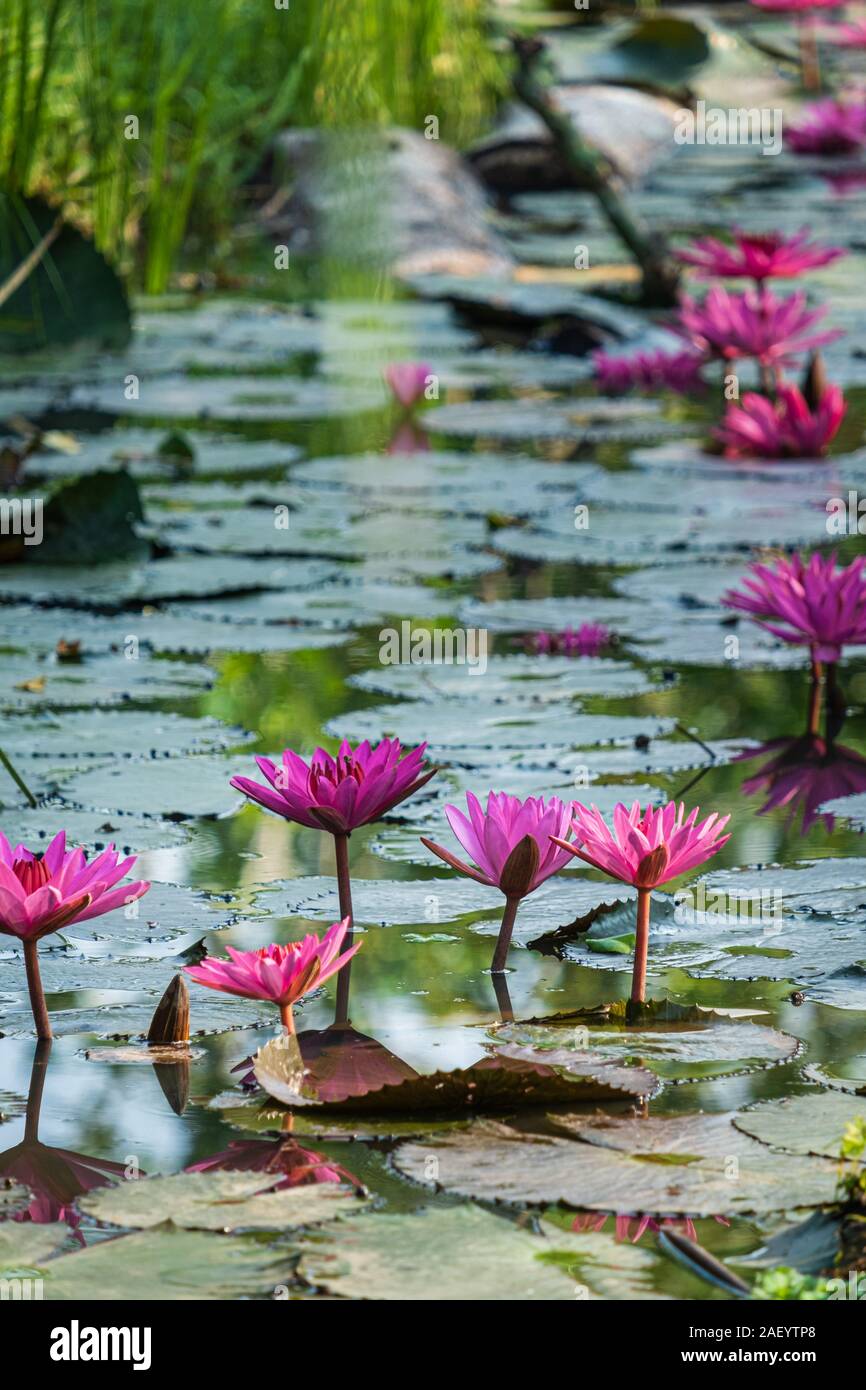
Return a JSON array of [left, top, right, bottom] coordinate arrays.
[[0, 0, 503, 292]]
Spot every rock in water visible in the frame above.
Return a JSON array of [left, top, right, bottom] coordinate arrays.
[[263, 128, 514, 280], [468, 85, 683, 195]]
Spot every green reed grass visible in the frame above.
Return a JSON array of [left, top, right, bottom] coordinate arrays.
[[0, 0, 502, 293]]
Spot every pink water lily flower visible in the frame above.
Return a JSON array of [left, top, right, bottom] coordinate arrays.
[[0, 830, 150, 1040], [421, 792, 577, 972], [551, 800, 731, 1002], [526, 623, 611, 657], [593, 347, 705, 395], [676, 287, 841, 366], [750, 0, 846, 9], [715, 382, 846, 458], [786, 99, 866, 155], [831, 19, 866, 45], [231, 738, 434, 836], [384, 361, 433, 409], [232, 739, 434, 996], [185, 920, 360, 1033], [722, 552, 866, 665], [679, 230, 844, 283]]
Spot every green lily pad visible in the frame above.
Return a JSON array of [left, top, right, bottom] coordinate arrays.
[[733, 1093, 866, 1159], [80, 1170, 368, 1232], [38, 1224, 290, 1300], [297, 1203, 658, 1301]]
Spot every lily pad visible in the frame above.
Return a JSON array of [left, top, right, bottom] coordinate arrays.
[[394, 1115, 839, 1216], [80, 1170, 368, 1232], [0, 1220, 67, 1271], [733, 1093, 866, 1159], [38, 1224, 290, 1300], [59, 754, 252, 820], [297, 1203, 656, 1300]]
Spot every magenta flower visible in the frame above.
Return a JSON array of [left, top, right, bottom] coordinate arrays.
[[593, 347, 705, 395], [722, 552, 866, 664], [750, 0, 845, 9], [231, 739, 434, 836], [786, 100, 866, 155], [384, 361, 433, 410], [232, 740, 435, 985], [675, 287, 841, 366], [715, 382, 846, 458], [421, 792, 577, 972], [831, 19, 866, 45], [526, 623, 611, 657], [679, 230, 844, 283], [185, 920, 360, 1033], [0, 830, 149, 1040], [551, 800, 731, 1002]]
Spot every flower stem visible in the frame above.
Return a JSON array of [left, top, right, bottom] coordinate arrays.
[[0, 745, 37, 807], [631, 888, 652, 1004], [24, 1037, 52, 1142], [23, 938, 52, 1041], [799, 15, 821, 92], [491, 897, 520, 974], [491, 970, 514, 1021], [807, 653, 823, 737], [280, 1002, 296, 1034], [333, 832, 354, 1024]]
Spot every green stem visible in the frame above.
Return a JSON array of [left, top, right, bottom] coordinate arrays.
[[0, 745, 37, 807]]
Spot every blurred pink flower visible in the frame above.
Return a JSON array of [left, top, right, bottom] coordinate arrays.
[[572, 1211, 730, 1243], [422, 792, 577, 972], [593, 347, 705, 395], [384, 361, 433, 409], [675, 287, 841, 365], [715, 382, 846, 458], [831, 19, 866, 45], [0, 830, 149, 942], [750, 0, 845, 9], [722, 552, 866, 662], [679, 230, 844, 282], [526, 623, 611, 656], [231, 738, 435, 835], [185, 920, 360, 1032], [786, 99, 866, 155]]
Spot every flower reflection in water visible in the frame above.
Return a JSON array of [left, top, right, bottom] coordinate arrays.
[[572, 1211, 730, 1244], [0, 1042, 129, 1245], [737, 733, 866, 833]]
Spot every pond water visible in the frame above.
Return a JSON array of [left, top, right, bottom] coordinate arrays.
[[3, 14, 866, 1301]]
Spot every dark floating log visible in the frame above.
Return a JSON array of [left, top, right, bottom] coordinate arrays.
[[147, 974, 190, 1044]]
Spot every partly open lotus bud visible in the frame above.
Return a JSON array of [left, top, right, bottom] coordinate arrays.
[[498, 834, 540, 898], [635, 843, 670, 888]]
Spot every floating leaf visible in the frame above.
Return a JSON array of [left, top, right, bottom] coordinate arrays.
[[733, 1093, 866, 1159]]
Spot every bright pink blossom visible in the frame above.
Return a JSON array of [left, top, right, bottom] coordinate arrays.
[[675, 287, 841, 365], [679, 230, 844, 282], [722, 552, 866, 663], [593, 347, 705, 395], [185, 921, 360, 1020], [831, 19, 866, 45], [231, 738, 435, 834], [786, 100, 866, 155], [750, 0, 845, 9], [421, 791, 576, 898], [384, 361, 433, 409], [552, 800, 731, 888], [526, 623, 611, 657], [0, 830, 149, 942], [715, 383, 846, 458]]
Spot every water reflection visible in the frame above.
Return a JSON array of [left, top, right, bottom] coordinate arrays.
[[737, 734, 866, 833], [188, 1115, 362, 1191], [0, 1042, 128, 1244]]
